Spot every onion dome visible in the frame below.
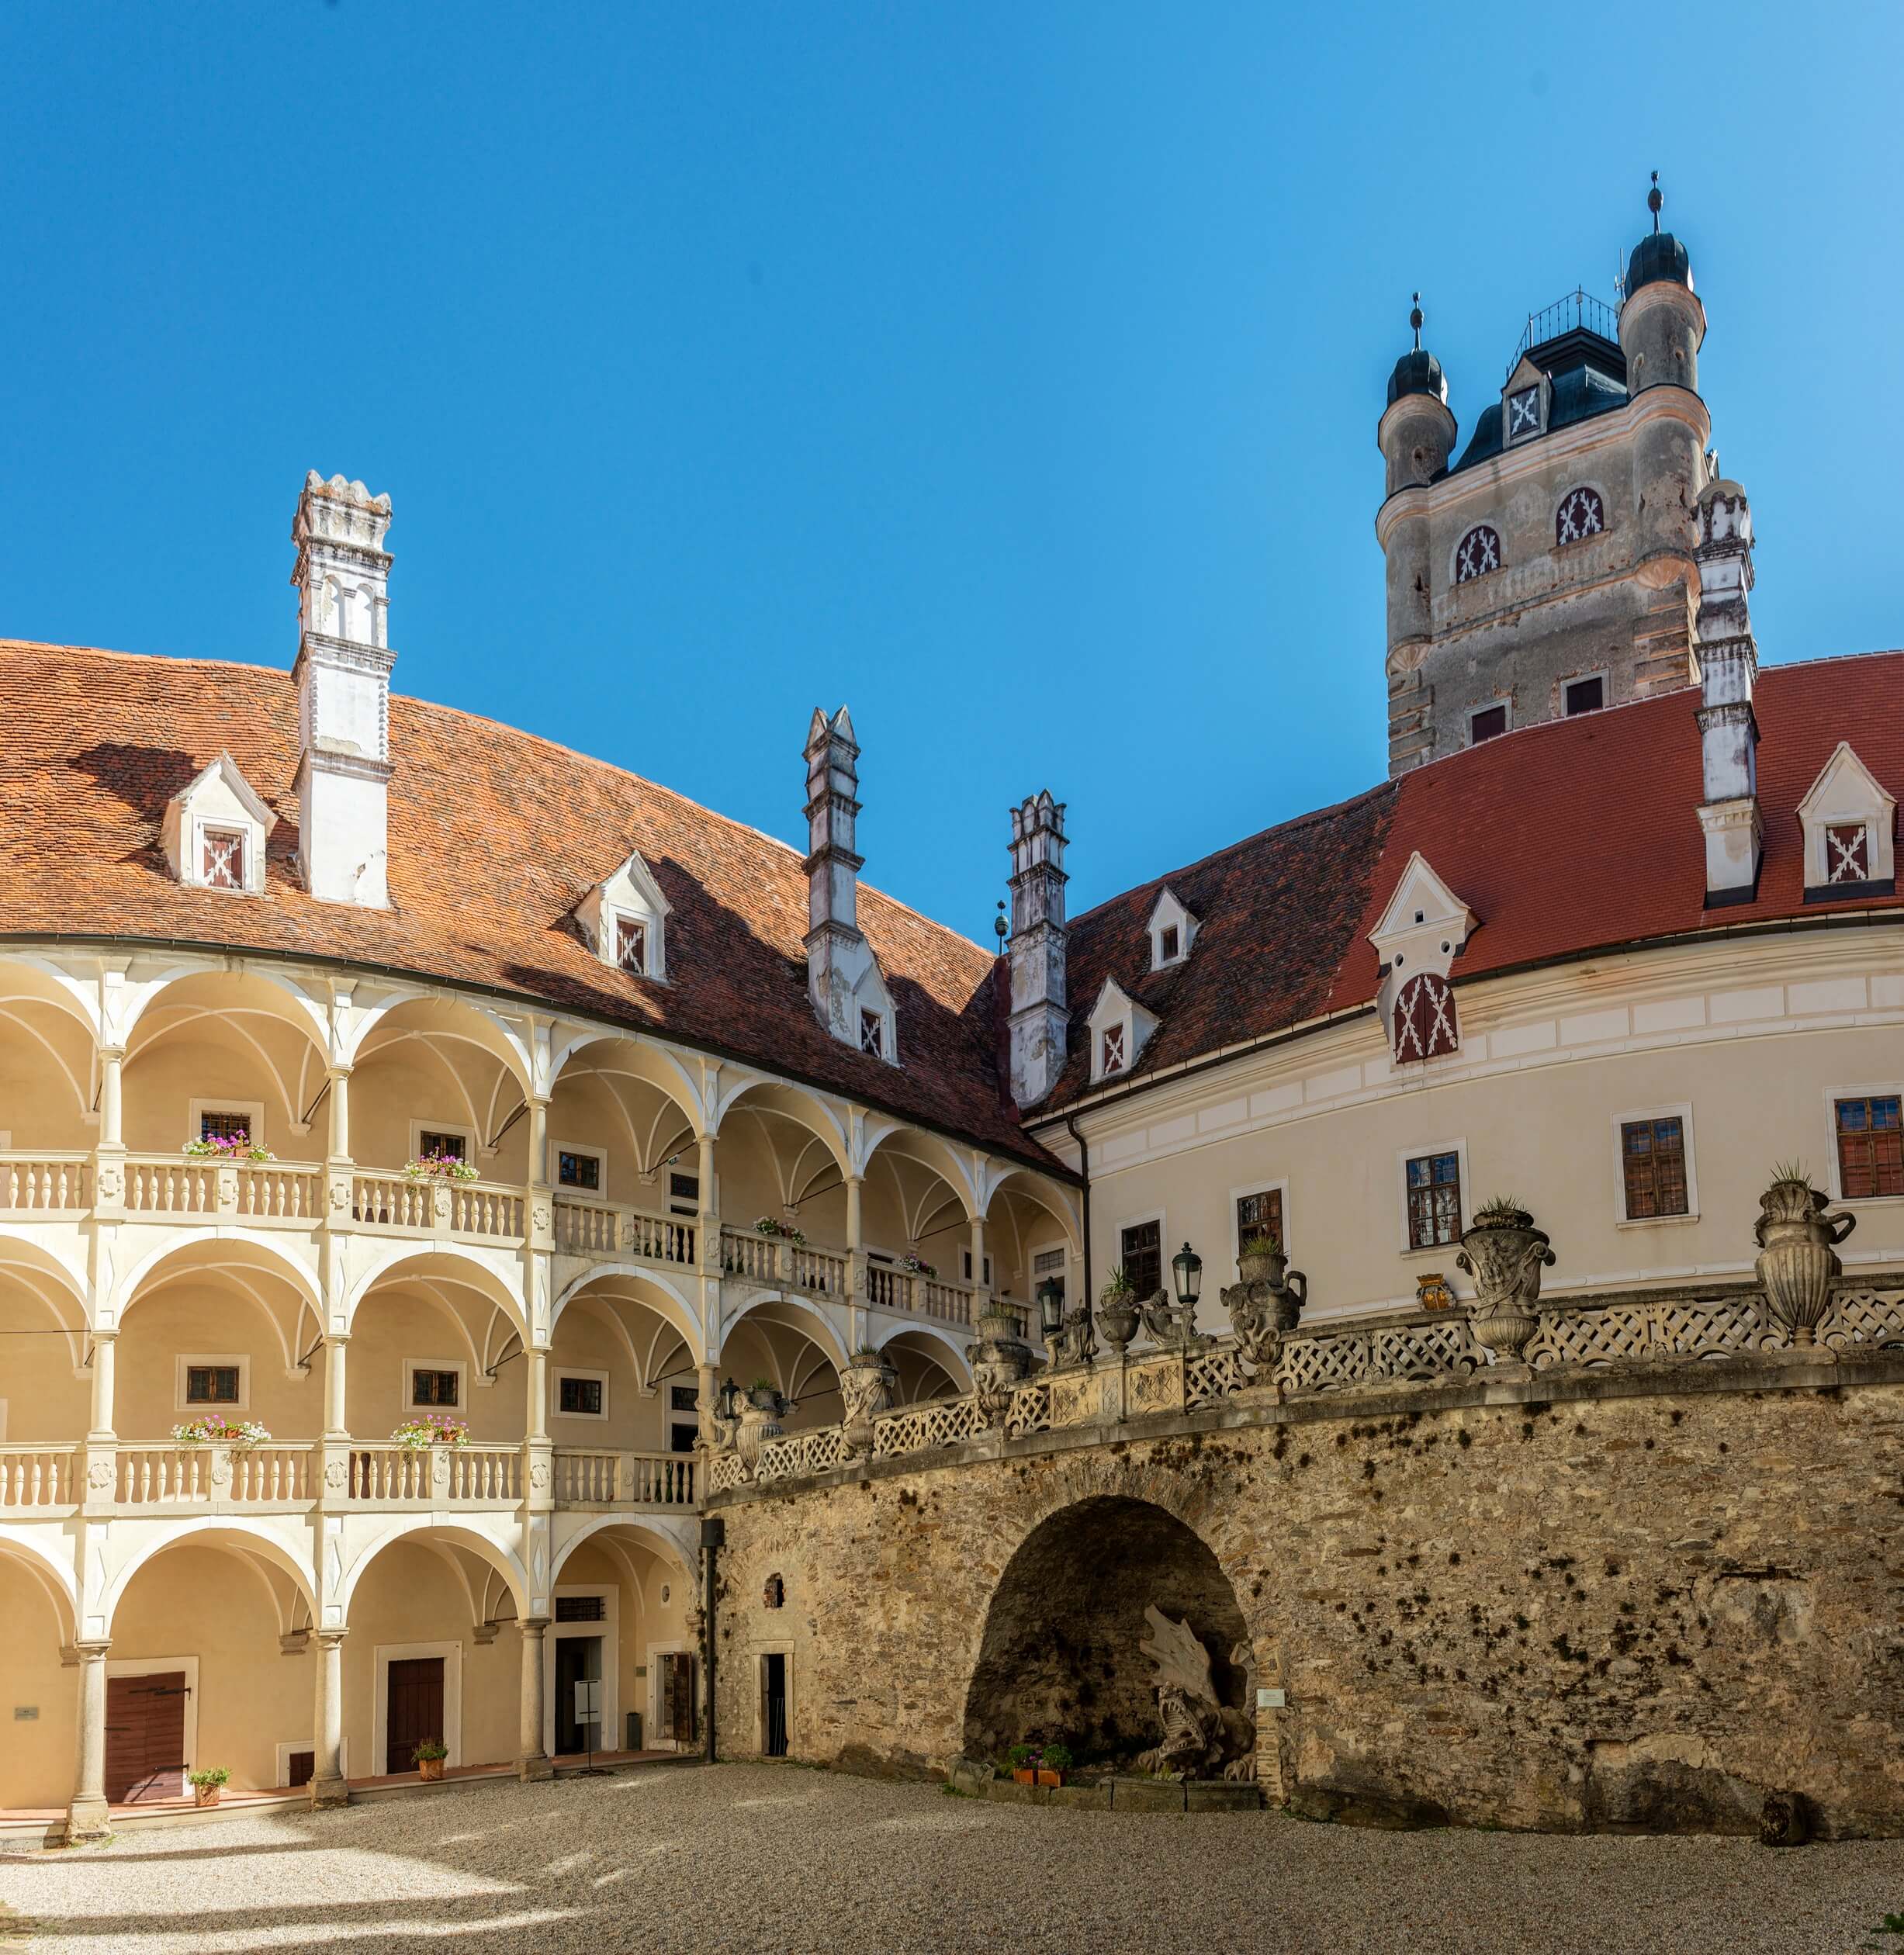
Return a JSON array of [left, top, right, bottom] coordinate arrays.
[[1625, 172, 1693, 296], [1386, 294, 1448, 407]]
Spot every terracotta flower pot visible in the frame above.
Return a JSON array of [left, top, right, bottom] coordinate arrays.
[[417, 1754, 445, 1782], [1012, 1767, 1061, 1787], [192, 1783, 221, 1808]]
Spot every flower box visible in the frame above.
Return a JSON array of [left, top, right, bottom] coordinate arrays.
[[403, 1153, 479, 1182], [1012, 1767, 1063, 1787], [390, 1415, 469, 1449], [171, 1418, 270, 1449], [184, 1132, 273, 1162]]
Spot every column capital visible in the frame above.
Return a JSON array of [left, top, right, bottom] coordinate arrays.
[[73, 1638, 111, 1659], [314, 1627, 349, 1648]]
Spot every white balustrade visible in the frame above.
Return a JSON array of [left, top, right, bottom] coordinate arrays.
[[233, 1164, 322, 1220], [722, 1227, 783, 1283], [791, 1243, 848, 1296], [345, 1443, 520, 1503], [864, 1264, 914, 1313], [554, 1198, 619, 1255], [350, 1171, 434, 1230], [116, 1446, 209, 1503], [0, 1154, 91, 1213], [553, 1448, 697, 1507], [448, 1182, 523, 1241], [628, 1208, 696, 1268], [0, 1446, 75, 1507], [125, 1157, 222, 1215]]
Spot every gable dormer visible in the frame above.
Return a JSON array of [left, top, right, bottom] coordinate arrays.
[[161, 753, 277, 896], [1501, 353, 1550, 448], [577, 850, 672, 981], [1369, 852, 1475, 1062], [1146, 887, 1198, 972], [849, 956, 898, 1064], [1087, 975, 1158, 1085], [1798, 742, 1896, 901]]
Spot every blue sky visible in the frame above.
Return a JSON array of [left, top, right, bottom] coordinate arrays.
[[2, 4, 1899, 937]]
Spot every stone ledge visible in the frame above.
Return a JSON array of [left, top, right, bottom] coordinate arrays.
[[948, 1758, 1264, 1815], [708, 1344, 1904, 1510]]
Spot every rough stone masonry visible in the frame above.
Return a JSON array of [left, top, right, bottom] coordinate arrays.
[[709, 1358, 1904, 1836]]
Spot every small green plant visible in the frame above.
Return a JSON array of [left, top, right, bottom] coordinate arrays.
[[1240, 1232, 1283, 1258], [1004, 1743, 1035, 1770], [1770, 1157, 1813, 1187], [750, 1379, 775, 1396], [1099, 1264, 1134, 1300], [412, 1739, 448, 1763], [185, 1764, 230, 1790], [1040, 1743, 1073, 1774], [1473, 1195, 1528, 1226], [1865, 1916, 1904, 1946]]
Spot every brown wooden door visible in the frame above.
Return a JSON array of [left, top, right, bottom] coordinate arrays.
[[386, 1657, 445, 1774], [105, 1671, 187, 1803], [663, 1652, 695, 1746]]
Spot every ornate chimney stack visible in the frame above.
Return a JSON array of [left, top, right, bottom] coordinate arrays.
[[1694, 479, 1762, 906], [291, 472, 395, 908], [1006, 791, 1068, 1106], [804, 705, 867, 1040]]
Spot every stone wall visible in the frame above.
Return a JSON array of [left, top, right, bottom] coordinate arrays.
[[709, 1356, 1904, 1836]]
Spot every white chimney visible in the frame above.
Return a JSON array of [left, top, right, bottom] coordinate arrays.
[[1693, 480, 1761, 907], [1007, 791, 1068, 1105], [291, 472, 395, 908], [804, 705, 895, 1055]]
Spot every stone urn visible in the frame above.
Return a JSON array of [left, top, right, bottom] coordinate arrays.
[[1456, 1204, 1556, 1364], [1753, 1173, 1855, 1345], [1221, 1253, 1307, 1374], [839, 1348, 898, 1453], [965, 1303, 1033, 1425], [733, 1385, 792, 1476], [1096, 1285, 1141, 1358]]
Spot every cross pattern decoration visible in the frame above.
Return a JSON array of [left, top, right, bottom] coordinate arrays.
[[1456, 525, 1501, 584], [1507, 386, 1541, 440], [202, 828, 245, 890], [1556, 486, 1605, 545], [1827, 823, 1870, 884], [1392, 971, 1459, 1064], [1101, 1023, 1126, 1074]]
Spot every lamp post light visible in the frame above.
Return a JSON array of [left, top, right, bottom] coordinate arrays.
[[1172, 1242, 1203, 1317], [1037, 1275, 1066, 1369], [1142, 1241, 1206, 1350]]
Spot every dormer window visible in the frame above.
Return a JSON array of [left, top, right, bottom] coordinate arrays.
[[162, 753, 275, 897], [860, 1009, 884, 1058], [1087, 976, 1156, 1085], [1146, 887, 1198, 971], [1159, 926, 1179, 962], [202, 828, 247, 891], [1456, 526, 1501, 584], [1798, 742, 1896, 902], [579, 850, 671, 981], [1101, 1025, 1125, 1074]]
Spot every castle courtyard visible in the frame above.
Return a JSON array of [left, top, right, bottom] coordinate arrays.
[[2, 1764, 1900, 1954]]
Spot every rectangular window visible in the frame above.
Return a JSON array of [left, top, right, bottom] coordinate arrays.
[[557, 1375, 603, 1417], [1469, 704, 1508, 745], [1235, 1187, 1286, 1252], [555, 1593, 607, 1623], [961, 1250, 993, 1286], [614, 918, 647, 973], [418, 1130, 466, 1162], [860, 1010, 884, 1057], [1032, 1246, 1065, 1305], [1826, 824, 1871, 884], [557, 1149, 601, 1192], [185, 1365, 241, 1405], [1836, 1095, 1904, 1200], [1159, 925, 1179, 962], [669, 1171, 699, 1217], [410, 1368, 460, 1408], [670, 1385, 699, 1413], [1621, 1117, 1690, 1220], [670, 1422, 700, 1455], [1101, 1025, 1126, 1074], [1405, 1151, 1463, 1249], [199, 1109, 253, 1144], [202, 827, 246, 890], [1120, 1220, 1161, 1299], [1565, 676, 1605, 716]]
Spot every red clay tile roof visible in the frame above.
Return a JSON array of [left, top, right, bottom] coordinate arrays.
[[1044, 652, 1904, 1110], [0, 640, 1060, 1173]]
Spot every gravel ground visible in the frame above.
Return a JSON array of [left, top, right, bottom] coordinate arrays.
[[3, 1763, 1902, 1954]]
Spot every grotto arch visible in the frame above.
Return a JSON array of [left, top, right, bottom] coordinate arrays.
[[961, 1494, 1251, 1767]]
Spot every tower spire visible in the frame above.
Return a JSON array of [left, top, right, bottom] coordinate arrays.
[[1648, 169, 1663, 234], [1409, 292, 1423, 351]]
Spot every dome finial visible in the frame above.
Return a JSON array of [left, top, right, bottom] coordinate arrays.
[[1647, 170, 1663, 234], [1409, 292, 1424, 351]]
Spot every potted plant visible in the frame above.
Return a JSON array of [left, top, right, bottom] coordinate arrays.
[[1096, 1265, 1141, 1357], [899, 1251, 937, 1279], [412, 1739, 448, 1782], [170, 1417, 270, 1450], [1754, 1161, 1856, 1346], [403, 1151, 479, 1182], [1005, 1742, 1067, 1787], [184, 1130, 274, 1163], [186, 1764, 230, 1808], [753, 1216, 807, 1246], [1456, 1197, 1556, 1364], [1238, 1231, 1286, 1286], [390, 1413, 469, 1449]]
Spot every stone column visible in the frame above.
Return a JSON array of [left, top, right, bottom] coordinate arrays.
[[525, 1347, 548, 1444], [526, 1094, 549, 1191], [844, 1172, 865, 1344], [87, 1332, 117, 1441], [324, 1337, 349, 1439], [696, 1361, 719, 1446], [970, 1215, 987, 1296], [310, 1629, 349, 1807], [98, 1046, 124, 1149], [327, 1065, 351, 1163], [697, 1130, 721, 1275], [66, 1642, 111, 1840], [519, 1620, 553, 1779]]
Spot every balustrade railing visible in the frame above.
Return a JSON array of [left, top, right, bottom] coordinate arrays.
[[0, 1445, 76, 1507], [552, 1447, 696, 1507], [555, 1199, 697, 1268], [125, 1157, 222, 1215], [0, 1153, 91, 1213], [345, 1443, 521, 1503], [113, 1443, 313, 1504], [722, 1227, 783, 1282], [448, 1182, 523, 1240]]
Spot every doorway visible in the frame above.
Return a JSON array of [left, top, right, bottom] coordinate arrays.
[[761, 1652, 788, 1757], [555, 1635, 604, 1755], [105, 1671, 189, 1802], [658, 1650, 697, 1749], [386, 1656, 445, 1774]]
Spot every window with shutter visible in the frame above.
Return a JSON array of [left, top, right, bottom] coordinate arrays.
[[614, 917, 648, 973], [1826, 824, 1871, 884], [1621, 1118, 1690, 1220], [185, 1365, 241, 1404], [1469, 703, 1508, 744], [202, 827, 246, 890], [1235, 1188, 1285, 1253], [1836, 1096, 1904, 1200], [1101, 1025, 1126, 1075]]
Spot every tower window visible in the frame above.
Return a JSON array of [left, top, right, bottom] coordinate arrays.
[[202, 828, 247, 891], [1469, 703, 1508, 745], [1565, 676, 1605, 716], [1455, 526, 1501, 584], [1556, 487, 1605, 545]]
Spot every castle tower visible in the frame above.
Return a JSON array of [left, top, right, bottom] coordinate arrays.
[[1375, 182, 1713, 775]]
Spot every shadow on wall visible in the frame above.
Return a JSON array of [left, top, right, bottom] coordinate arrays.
[[961, 1495, 1249, 1765]]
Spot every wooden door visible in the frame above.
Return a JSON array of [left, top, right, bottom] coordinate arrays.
[[105, 1672, 187, 1803], [663, 1652, 696, 1746], [386, 1656, 445, 1774]]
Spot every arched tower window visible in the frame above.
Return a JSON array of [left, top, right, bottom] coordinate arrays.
[[1556, 487, 1605, 545], [1455, 525, 1501, 584]]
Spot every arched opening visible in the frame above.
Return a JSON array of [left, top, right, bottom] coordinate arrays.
[[0, 1539, 78, 1813], [961, 1497, 1250, 1770], [546, 1034, 701, 1204], [876, 1325, 970, 1405], [720, 1296, 843, 1434], [348, 995, 531, 1183], [549, 1520, 697, 1757], [548, 1276, 701, 1453], [347, 1254, 528, 1448]]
